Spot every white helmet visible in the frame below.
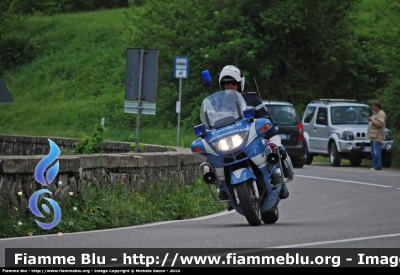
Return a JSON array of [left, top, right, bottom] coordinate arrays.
[[218, 65, 245, 92]]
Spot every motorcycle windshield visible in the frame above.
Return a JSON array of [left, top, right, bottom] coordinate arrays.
[[200, 89, 247, 129]]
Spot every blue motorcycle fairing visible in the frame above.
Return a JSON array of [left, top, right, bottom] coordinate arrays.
[[190, 138, 205, 154], [191, 136, 221, 157], [230, 168, 257, 185], [191, 120, 275, 170], [260, 195, 280, 212], [207, 120, 251, 143], [190, 117, 273, 155], [255, 117, 274, 136], [197, 134, 266, 168], [242, 134, 265, 159], [206, 117, 272, 143]]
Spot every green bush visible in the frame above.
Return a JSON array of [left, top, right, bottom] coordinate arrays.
[[72, 123, 108, 154]]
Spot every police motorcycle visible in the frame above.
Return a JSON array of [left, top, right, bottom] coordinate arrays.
[[190, 70, 294, 226]]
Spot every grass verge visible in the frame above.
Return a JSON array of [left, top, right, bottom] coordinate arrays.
[[0, 176, 226, 239]]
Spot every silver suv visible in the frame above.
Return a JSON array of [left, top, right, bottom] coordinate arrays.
[[302, 99, 395, 167]]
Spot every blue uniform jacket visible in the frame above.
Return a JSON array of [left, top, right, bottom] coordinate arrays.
[[242, 92, 278, 139]]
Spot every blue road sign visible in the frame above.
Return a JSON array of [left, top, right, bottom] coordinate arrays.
[[174, 57, 189, 78]]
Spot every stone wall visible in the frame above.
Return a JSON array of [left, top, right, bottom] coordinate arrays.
[[0, 134, 172, 155], [0, 135, 206, 217]]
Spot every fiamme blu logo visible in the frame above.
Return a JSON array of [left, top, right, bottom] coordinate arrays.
[[29, 138, 61, 229]]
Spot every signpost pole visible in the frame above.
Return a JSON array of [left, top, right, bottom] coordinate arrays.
[[174, 56, 189, 147], [124, 48, 158, 148], [136, 49, 145, 152], [177, 78, 182, 146]]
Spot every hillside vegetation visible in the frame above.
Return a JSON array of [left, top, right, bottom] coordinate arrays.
[[1, 10, 139, 139]]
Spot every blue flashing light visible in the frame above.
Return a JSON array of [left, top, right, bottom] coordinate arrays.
[[202, 70, 211, 83], [194, 124, 206, 135], [243, 108, 255, 118]]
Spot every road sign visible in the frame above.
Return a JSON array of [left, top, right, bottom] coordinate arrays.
[[124, 48, 159, 152], [174, 57, 189, 78], [125, 48, 158, 101], [0, 79, 14, 103], [124, 101, 156, 115]]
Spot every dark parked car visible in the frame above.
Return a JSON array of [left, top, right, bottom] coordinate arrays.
[[263, 100, 306, 168]]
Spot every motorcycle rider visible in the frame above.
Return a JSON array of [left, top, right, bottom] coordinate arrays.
[[217, 65, 289, 203]]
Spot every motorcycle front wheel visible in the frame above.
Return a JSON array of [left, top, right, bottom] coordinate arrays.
[[234, 180, 262, 226]]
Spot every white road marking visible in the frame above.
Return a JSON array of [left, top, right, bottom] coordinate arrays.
[[295, 175, 393, 188], [267, 233, 400, 248]]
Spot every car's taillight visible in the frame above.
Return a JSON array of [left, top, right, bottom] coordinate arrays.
[[298, 123, 304, 140]]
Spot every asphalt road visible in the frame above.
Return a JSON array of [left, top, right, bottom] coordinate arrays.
[[1, 163, 400, 268]]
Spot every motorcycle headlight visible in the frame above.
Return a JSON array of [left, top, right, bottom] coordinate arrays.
[[341, 131, 354, 140], [210, 132, 248, 151]]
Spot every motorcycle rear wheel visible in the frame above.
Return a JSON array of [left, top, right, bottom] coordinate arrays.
[[234, 180, 262, 226], [261, 206, 279, 224]]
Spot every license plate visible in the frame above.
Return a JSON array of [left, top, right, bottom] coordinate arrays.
[[279, 134, 289, 140], [362, 147, 370, 152]]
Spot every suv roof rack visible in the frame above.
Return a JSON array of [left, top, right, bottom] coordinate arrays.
[[310, 99, 363, 104]]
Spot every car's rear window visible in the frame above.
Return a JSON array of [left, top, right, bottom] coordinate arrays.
[[265, 105, 300, 125]]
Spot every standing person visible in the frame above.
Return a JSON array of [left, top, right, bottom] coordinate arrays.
[[366, 100, 386, 171], [217, 65, 289, 200]]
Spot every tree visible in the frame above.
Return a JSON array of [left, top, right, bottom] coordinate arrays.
[[127, 0, 382, 128], [0, 0, 32, 75], [364, 0, 400, 130], [12, 0, 130, 15]]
